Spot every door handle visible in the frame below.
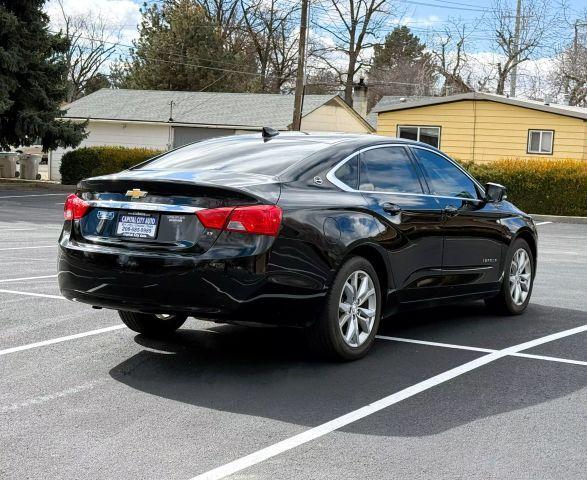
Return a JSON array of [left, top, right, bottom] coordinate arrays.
[[443, 205, 459, 217], [382, 202, 402, 215]]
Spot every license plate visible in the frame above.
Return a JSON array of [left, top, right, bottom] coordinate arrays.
[[116, 212, 159, 239]]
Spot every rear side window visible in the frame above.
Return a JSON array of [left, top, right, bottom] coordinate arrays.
[[412, 148, 478, 199], [137, 136, 330, 176], [334, 155, 359, 189], [359, 147, 423, 193]]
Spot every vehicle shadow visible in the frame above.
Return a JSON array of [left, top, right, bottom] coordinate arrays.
[[109, 302, 587, 437]]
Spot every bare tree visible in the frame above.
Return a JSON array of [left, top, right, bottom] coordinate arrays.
[[551, 16, 587, 106], [195, 0, 243, 45], [487, 0, 563, 95], [240, 0, 299, 92], [312, 0, 398, 106], [56, 0, 121, 102], [430, 20, 476, 95]]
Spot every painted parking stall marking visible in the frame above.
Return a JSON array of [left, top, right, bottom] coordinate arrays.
[[0, 325, 125, 357], [190, 324, 587, 480], [0, 288, 64, 300], [0, 193, 66, 199], [0, 274, 58, 283], [0, 245, 55, 251]]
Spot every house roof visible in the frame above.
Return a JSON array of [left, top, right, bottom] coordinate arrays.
[[372, 91, 587, 120], [63, 88, 374, 131], [367, 95, 435, 127]]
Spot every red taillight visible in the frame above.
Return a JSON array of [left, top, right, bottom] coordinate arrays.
[[64, 194, 90, 220], [196, 205, 282, 237]]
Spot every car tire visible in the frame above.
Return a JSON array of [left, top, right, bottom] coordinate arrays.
[[307, 256, 382, 361], [485, 238, 534, 315], [118, 311, 188, 337]]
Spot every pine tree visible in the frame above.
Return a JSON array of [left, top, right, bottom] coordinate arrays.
[[368, 26, 437, 106], [118, 0, 257, 92], [0, 0, 86, 151]]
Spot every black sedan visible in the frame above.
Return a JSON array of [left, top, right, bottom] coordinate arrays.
[[58, 131, 537, 360]]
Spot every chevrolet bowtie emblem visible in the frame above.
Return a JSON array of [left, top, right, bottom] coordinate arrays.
[[125, 188, 147, 199]]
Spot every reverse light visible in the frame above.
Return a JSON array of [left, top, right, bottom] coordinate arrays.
[[64, 194, 90, 220], [196, 205, 282, 237]]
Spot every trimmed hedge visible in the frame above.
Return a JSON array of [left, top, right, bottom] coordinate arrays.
[[60, 147, 586, 216], [60, 146, 161, 185], [461, 158, 587, 217]]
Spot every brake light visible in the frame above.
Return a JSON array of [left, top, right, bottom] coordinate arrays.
[[196, 205, 282, 236], [64, 194, 90, 220]]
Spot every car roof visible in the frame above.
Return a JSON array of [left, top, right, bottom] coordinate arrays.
[[227, 131, 436, 149]]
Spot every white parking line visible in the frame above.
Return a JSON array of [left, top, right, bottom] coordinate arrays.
[[0, 275, 58, 283], [0, 380, 103, 413], [0, 245, 55, 251], [535, 221, 553, 226], [0, 325, 125, 357], [0, 226, 61, 232], [376, 335, 587, 366], [0, 289, 64, 300], [0, 193, 66, 199], [513, 351, 587, 366], [376, 335, 494, 353], [190, 324, 587, 480]]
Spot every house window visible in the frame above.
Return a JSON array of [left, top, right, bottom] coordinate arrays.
[[397, 126, 440, 148], [527, 130, 554, 155]]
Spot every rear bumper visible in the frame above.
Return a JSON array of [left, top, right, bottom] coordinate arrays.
[[58, 239, 327, 326]]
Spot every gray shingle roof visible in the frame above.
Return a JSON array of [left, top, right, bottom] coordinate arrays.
[[371, 91, 587, 120], [63, 89, 342, 129]]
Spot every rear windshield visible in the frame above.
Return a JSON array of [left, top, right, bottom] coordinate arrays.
[[136, 135, 332, 176]]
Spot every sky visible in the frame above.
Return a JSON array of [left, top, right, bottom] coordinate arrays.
[[44, 0, 587, 99]]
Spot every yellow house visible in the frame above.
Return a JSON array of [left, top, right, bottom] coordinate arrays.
[[374, 92, 587, 162]]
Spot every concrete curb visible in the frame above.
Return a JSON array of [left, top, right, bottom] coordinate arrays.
[[530, 214, 587, 225]]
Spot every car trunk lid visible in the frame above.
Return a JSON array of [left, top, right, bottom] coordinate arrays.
[[73, 169, 281, 253]]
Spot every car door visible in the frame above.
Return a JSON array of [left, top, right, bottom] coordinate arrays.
[[410, 146, 508, 294], [354, 145, 445, 302]]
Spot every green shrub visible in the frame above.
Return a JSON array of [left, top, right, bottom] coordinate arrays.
[[460, 158, 587, 217], [60, 146, 161, 185]]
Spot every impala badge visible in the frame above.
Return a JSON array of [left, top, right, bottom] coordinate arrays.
[[125, 188, 147, 199]]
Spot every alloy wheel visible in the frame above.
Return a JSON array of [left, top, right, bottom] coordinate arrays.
[[338, 270, 377, 347], [509, 248, 532, 306]]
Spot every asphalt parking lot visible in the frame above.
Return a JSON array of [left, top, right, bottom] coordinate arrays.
[[1, 187, 585, 480]]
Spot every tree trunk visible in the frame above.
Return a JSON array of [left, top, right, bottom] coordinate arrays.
[[344, 56, 356, 106]]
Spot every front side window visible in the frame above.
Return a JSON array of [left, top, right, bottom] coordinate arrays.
[[359, 147, 423, 193], [412, 148, 478, 200], [397, 126, 440, 148], [527, 130, 553, 154]]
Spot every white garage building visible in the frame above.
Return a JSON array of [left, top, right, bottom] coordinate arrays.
[[49, 88, 374, 181]]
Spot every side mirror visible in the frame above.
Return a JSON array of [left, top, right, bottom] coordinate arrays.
[[485, 182, 507, 202]]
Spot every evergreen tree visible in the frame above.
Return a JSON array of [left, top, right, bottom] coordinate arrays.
[[0, 0, 86, 151], [119, 0, 257, 92], [368, 26, 437, 106]]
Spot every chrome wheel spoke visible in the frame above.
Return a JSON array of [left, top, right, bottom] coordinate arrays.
[[339, 313, 351, 328], [358, 306, 375, 318], [343, 281, 354, 300], [345, 316, 358, 344], [357, 314, 370, 332], [356, 275, 369, 301], [357, 288, 375, 306], [339, 302, 352, 314]]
